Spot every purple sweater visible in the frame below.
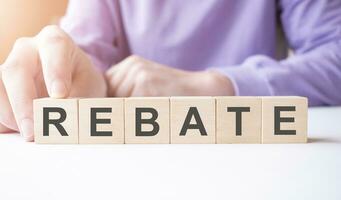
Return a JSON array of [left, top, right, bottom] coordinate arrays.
[[60, 0, 341, 106]]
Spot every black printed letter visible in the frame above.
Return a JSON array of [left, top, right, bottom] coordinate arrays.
[[43, 107, 68, 136], [227, 107, 250, 136], [180, 107, 207, 136], [91, 108, 112, 136], [136, 108, 160, 136], [274, 106, 296, 135]]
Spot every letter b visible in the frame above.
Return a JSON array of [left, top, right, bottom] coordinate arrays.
[[135, 107, 160, 136]]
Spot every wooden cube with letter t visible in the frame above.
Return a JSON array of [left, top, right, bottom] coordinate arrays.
[[78, 98, 124, 144], [262, 97, 308, 143], [216, 97, 262, 143], [170, 97, 215, 144], [125, 97, 170, 144], [33, 98, 79, 144]]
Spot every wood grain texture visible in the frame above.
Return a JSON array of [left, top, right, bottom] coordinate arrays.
[[33, 96, 308, 144], [170, 97, 215, 144], [125, 97, 169, 144], [216, 97, 262, 143], [34, 98, 78, 144], [79, 98, 124, 144], [262, 97, 308, 143]]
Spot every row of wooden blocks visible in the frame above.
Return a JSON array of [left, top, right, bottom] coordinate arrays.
[[33, 96, 308, 144]]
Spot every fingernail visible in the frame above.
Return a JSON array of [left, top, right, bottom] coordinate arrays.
[[51, 80, 67, 98], [20, 118, 34, 142]]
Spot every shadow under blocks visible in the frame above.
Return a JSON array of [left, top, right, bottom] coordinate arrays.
[[33, 96, 308, 144]]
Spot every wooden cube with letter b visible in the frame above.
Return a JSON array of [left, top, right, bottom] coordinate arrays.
[[78, 98, 124, 144], [216, 97, 262, 143], [170, 97, 215, 144], [262, 97, 308, 143], [34, 98, 79, 144], [125, 97, 170, 144]]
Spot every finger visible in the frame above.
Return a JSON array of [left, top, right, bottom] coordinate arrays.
[[2, 38, 38, 142], [2, 68, 37, 142], [35, 25, 75, 98], [106, 55, 140, 76], [105, 61, 133, 97], [110, 73, 135, 97], [0, 68, 18, 130], [105, 58, 133, 97], [105, 56, 145, 96], [0, 122, 15, 133], [68, 59, 106, 98], [110, 64, 146, 97], [106, 67, 130, 97]]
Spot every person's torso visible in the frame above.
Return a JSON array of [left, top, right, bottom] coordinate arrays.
[[114, 0, 286, 70]]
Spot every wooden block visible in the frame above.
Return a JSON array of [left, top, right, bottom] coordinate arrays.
[[79, 98, 124, 144], [170, 97, 215, 144], [262, 97, 308, 143], [125, 97, 169, 144], [216, 97, 262, 143], [34, 98, 78, 144]]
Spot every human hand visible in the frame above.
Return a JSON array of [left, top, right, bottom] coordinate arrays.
[[106, 55, 235, 97], [0, 25, 107, 141]]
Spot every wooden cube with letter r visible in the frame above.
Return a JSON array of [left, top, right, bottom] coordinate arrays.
[[33, 98, 79, 144], [262, 97, 308, 143]]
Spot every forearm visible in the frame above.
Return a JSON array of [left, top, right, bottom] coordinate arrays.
[[211, 40, 341, 106]]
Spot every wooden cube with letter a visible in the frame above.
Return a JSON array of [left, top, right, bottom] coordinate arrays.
[[216, 97, 262, 143], [170, 97, 215, 144], [262, 97, 308, 143], [125, 97, 169, 144], [79, 98, 124, 144], [34, 98, 78, 144]]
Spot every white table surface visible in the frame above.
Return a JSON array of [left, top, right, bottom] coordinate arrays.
[[0, 107, 340, 200]]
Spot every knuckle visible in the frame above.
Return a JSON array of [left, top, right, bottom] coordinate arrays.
[[39, 25, 68, 45], [133, 63, 145, 71], [2, 37, 33, 73], [1, 57, 25, 78], [41, 25, 63, 36], [136, 70, 152, 84], [128, 55, 142, 63], [130, 54, 140, 60], [13, 37, 32, 50]]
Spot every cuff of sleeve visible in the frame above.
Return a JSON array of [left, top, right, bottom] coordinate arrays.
[[209, 65, 273, 96]]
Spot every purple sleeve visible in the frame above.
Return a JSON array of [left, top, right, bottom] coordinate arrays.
[[213, 0, 341, 106], [59, 0, 119, 71]]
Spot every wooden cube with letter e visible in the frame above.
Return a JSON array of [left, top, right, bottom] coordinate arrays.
[[78, 98, 124, 144], [262, 97, 308, 143]]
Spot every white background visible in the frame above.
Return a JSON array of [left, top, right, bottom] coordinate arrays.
[[0, 107, 340, 200]]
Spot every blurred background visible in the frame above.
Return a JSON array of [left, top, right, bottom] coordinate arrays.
[[0, 0, 68, 63]]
